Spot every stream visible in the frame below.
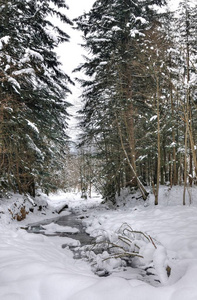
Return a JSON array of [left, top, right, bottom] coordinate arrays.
[[26, 212, 94, 247], [26, 211, 161, 285]]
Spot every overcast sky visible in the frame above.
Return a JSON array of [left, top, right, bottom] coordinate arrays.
[[55, 0, 95, 140], [57, 0, 95, 78]]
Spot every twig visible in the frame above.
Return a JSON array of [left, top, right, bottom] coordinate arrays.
[[148, 235, 157, 249]]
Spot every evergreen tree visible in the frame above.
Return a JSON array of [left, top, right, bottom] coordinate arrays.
[[173, 0, 197, 203], [0, 0, 72, 195], [75, 0, 167, 202]]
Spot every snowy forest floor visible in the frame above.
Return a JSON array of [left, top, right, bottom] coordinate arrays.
[[0, 186, 197, 300]]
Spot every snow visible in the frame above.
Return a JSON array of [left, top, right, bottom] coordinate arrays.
[[26, 119, 39, 133], [0, 187, 197, 299], [43, 222, 79, 234], [26, 135, 42, 156], [7, 77, 20, 90], [111, 26, 121, 32], [0, 36, 10, 50], [12, 68, 35, 76], [26, 49, 44, 61], [150, 115, 157, 122], [135, 17, 147, 24]]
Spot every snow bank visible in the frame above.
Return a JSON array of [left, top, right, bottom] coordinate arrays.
[[0, 187, 197, 299]]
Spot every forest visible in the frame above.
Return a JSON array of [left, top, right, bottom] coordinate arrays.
[[1, 1, 197, 299], [0, 0, 197, 205]]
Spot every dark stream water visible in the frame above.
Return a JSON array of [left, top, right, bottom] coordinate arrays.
[[26, 212, 94, 246]]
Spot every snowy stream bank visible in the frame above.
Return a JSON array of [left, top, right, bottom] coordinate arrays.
[[25, 211, 161, 285], [1, 188, 197, 300]]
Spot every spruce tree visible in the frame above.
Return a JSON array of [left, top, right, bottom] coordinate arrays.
[[0, 0, 72, 195], [173, 0, 197, 203], [75, 0, 167, 202]]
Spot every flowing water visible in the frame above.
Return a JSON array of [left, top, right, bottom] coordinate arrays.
[[26, 212, 94, 246]]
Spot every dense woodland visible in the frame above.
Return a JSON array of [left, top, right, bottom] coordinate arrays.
[[0, 0, 72, 196], [75, 0, 197, 205], [0, 0, 197, 205]]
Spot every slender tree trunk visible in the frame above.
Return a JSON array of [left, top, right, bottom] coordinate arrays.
[[171, 92, 177, 185], [168, 52, 178, 186], [124, 106, 137, 186], [115, 113, 149, 200], [187, 115, 197, 179], [183, 124, 188, 206], [183, 9, 192, 204], [155, 77, 161, 205], [160, 144, 164, 185]]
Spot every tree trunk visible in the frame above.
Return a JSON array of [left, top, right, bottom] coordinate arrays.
[[116, 113, 149, 200], [183, 123, 188, 206], [155, 77, 161, 205]]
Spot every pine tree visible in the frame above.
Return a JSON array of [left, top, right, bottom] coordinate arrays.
[[0, 0, 72, 195], [75, 0, 167, 202], [174, 0, 197, 203]]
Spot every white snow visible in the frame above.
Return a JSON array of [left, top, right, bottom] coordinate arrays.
[[135, 17, 147, 24], [150, 115, 158, 122], [7, 76, 21, 90], [111, 26, 121, 32], [26, 119, 39, 133], [12, 68, 35, 76], [0, 36, 10, 50], [43, 223, 79, 234], [0, 187, 197, 299]]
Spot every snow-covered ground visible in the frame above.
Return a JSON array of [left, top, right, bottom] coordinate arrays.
[[0, 186, 197, 300]]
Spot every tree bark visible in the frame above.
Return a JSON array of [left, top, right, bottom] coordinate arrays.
[[155, 77, 161, 205], [115, 113, 149, 200]]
